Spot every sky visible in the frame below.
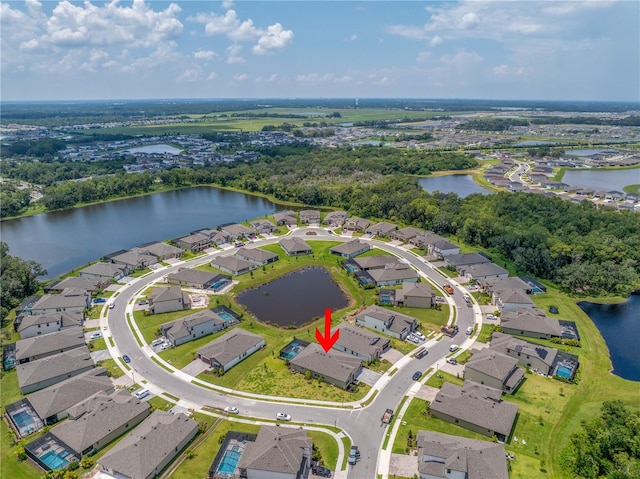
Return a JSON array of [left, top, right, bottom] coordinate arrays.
[[1, 0, 639, 102]]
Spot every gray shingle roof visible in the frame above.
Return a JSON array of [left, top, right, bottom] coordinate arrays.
[[445, 253, 491, 267], [323, 211, 347, 225], [166, 268, 221, 287], [495, 289, 534, 306], [31, 289, 90, 311], [17, 311, 83, 334], [289, 343, 362, 384], [344, 217, 370, 230], [356, 305, 418, 336], [161, 309, 225, 343], [238, 426, 311, 474], [396, 282, 434, 301], [273, 211, 297, 224], [46, 277, 102, 292], [417, 431, 509, 479], [368, 264, 419, 283], [329, 240, 370, 255], [176, 232, 209, 246], [501, 308, 562, 336], [353, 255, 397, 269], [149, 286, 185, 303], [461, 263, 509, 278], [279, 237, 312, 254], [211, 255, 255, 273], [16, 326, 86, 361], [109, 250, 157, 267], [236, 247, 279, 263], [16, 347, 94, 390], [490, 332, 558, 369], [50, 389, 150, 455], [197, 329, 264, 367], [79, 262, 125, 278], [219, 223, 255, 236], [99, 411, 198, 479], [367, 222, 398, 235], [134, 242, 184, 258], [465, 349, 520, 382], [431, 382, 518, 437], [332, 323, 389, 359]]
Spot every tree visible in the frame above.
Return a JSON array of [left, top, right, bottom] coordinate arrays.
[[0, 242, 47, 321]]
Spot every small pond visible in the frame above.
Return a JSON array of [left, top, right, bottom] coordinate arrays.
[[418, 175, 491, 198], [236, 266, 349, 327]]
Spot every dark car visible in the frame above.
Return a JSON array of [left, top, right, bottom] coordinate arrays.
[[348, 445, 359, 465], [311, 465, 331, 477], [415, 347, 428, 359], [123, 354, 131, 364], [412, 371, 422, 381]]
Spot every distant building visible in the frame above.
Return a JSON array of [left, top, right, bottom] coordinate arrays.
[[148, 286, 191, 314]]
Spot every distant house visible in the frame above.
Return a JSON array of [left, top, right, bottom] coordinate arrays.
[[444, 253, 491, 269], [198, 329, 265, 372], [160, 309, 238, 347], [30, 289, 91, 316], [355, 305, 417, 340], [493, 288, 535, 312], [99, 411, 198, 479], [299, 210, 321, 224], [148, 286, 191, 315], [279, 237, 313, 256], [459, 263, 509, 281], [343, 217, 370, 232], [430, 381, 518, 442], [394, 282, 435, 308], [365, 221, 398, 237], [47, 389, 151, 457], [431, 239, 460, 257], [106, 249, 158, 270], [23, 367, 112, 425], [211, 255, 257, 276], [175, 232, 211, 253], [166, 268, 230, 290], [390, 227, 424, 243], [352, 255, 397, 270], [289, 343, 363, 389], [500, 308, 562, 339], [134, 241, 184, 261], [329, 240, 370, 258], [368, 263, 419, 286], [249, 219, 278, 235], [235, 247, 279, 266], [409, 231, 447, 249], [237, 426, 312, 479], [78, 262, 127, 283], [323, 211, 347, 227], [331, 323, 389, 362], [273, 210, 297, 226], [490, 332, 558, 376], [44, 277, 103, 294], [218, 223, 255, 240], [16, 327, 86, 364], [464, 348, 525, 394], [416, 431, 509, 479], [16, 347, 94, 394], [478, 276, 532, 296], [17, 311, 83, 339]]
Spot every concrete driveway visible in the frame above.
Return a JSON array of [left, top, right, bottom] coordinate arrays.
[[356, 368, 382, 386], [91, 350, 112, 362], [389, 453, 418, 477], [181, 359, 211, 376], [381, 348, 404, 364]]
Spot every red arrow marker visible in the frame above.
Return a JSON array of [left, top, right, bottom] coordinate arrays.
[[316, 308, 340, 352]]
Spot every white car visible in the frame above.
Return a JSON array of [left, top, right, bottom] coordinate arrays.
[[413, 332, 426, 341], [224, 406, 239, 414], [276, 412, 291, 421], [407, 335, 420, 344], [486, 314, 497, 320], [466, 326, 474, 335], [449, 344, 459, 352], [108, 303, 115, 309], [89, 332, 102, 340]]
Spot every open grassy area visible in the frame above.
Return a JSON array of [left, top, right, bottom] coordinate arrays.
[[96, 358, 125, 379], [308, 430, 339, 469], [425, 370, 463, 389], [147, 396, 176, 411], [0, 369, 23, 406], [88, 337, 107, 351], [0, 420, 41, 479]]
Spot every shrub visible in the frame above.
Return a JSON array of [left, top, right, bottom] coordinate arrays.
[[67, 461, 79, 471]]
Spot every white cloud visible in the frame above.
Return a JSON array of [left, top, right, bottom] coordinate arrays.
[[207, 71, 217, 80], [226, 44, 245, 64], [221, 0, 235, 10], [493, 64, 508, 75], [385, 24, 428, 40], [257, 74, 279, 83], [440, 50, 483, 70], [347, 34, 358, 41], [459, 12, 479, 29], [177, 68, 200, 82], [253, 23, 294, 55], [194, 49, 217, 60], [295, 73, 352, 85], [429, 35, 443, 47], [233, 73, 249, 81], [416, 51, 431, 63]]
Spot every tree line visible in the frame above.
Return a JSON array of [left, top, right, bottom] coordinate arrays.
[[0, 242, 46, 321]]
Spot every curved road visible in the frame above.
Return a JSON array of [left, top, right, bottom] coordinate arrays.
[[105, 227, 480, 478]]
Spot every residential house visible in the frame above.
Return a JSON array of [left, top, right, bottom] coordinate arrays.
[[44, 277, 103, 294], [134, 241, 184, 261], [394, 282, 435, 308], [323, 211, 347, 227], [175, 232, 211, 253], [366, 221, 398, 238], [166, 268, 230, 290], [198, 329, 265, 372], [210, 255, 257, 276], [299, 210, 321, 224], [237, 426, 312, 479], [148, 286, 191, 315], [16, 327, 86, 364], [30, 288, 91, 316], [355, 305, 418, 340], [493, 289, 535, 312], [249, 219, 278, 235], [99, 411, 198, 479], [235, 247, 279, 266], [430, 381, 518, 442], [368, 263, 419, 286], [490, 332, 558, 376], [331, 323, 389, 362], [430, 239, 461, 257], [160, 309, 238, 347], [78, 262, 127, 283], [279, 237, 313, 256], [273, 210, 297, 226], [416, 431, 509, 479], [289, 343, 363, 389], [352, 255, 397, 271], [329, 240, 370, 258], [106, 249, 158, 271], [409, 231, 447, 249], [343, 217, 370, 232], [218, 223, 255, 240], [16, 347, 94, 394], [48, 389, 151, 457], [478, 276, 532, 295], [500, 308, 562, 339], [459, 263, 509, 281], [17, 311, 83, 339], [464, 348, 525, 394], [444, 253, 491, 270], [25, 367, 113, 425], [390, 227, 424, 243]]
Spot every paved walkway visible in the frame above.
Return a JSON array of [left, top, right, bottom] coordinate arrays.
[[389, 453, 419, 477]]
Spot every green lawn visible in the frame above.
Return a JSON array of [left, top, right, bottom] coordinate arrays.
[[88, 337, 107, 351], [96, 358, 125, 379], [0, 369, 23, 406], [0, 421, 41, 479], [147, 396, 176, 411], [308, 430, 339, 469], [425, 370, 463, 389]]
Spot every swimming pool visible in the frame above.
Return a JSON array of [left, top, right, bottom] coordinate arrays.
[[217, 449, 242, 474], [556, 365, 573, 379], [211, 280, 230, 292], [217, 311, 235, 322], [9, 409, 42, 436], [40, 450, 70, 470], [281, 342, 302, 360]]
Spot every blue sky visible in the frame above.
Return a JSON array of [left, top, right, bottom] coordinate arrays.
[[1, 0, 638, 101]]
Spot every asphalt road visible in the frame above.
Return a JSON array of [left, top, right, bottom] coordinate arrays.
[[106, 227, 478, 478]]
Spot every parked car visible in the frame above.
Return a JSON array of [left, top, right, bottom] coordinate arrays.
[[412, 371, 422, 381], [160, 343, 172, 350], [348, 445, 359, 465], [276, 412, 291, 421], [415, 347, 428, 359], [447, 357, 458, 365], [311, 465, 331, 477], [406, 335, 420, 344], [449, 344, 459, 352], [123, 354, 131, 363], [486, 314, 497, 320], [224, 406, 239, 414], [466, 326, 474, 335], [108, 303, 115, 309], [138, 299, 148, 305], [413, 332, 426, 341], [134, 389, 150, 400], [89, 332, 102, 340], [444, 284, 454, 294], [151, 338, 164, 347]]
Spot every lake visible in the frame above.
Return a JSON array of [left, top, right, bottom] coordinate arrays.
[[236, 266, 349, 327], [126, 144, 181, 154], [1, 187, 276, 279], [562, 168, 640, 191], [418, 175, 491, 197], [578, 293, 640, 382]]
